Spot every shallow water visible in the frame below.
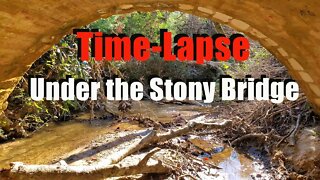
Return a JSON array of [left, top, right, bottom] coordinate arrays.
[[0, 120, 112, 169], [211, 147, 255, 179], [108, 100, 212, 122], [0, 101, 209, 169], [189, 137, 267, 179]]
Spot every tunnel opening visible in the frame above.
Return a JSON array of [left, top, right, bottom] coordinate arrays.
[[1, 3, 320, 178]]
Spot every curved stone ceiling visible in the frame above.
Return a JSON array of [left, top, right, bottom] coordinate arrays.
[[0, 0, 320, 116]]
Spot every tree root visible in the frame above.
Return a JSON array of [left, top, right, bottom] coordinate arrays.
[[231, 129, 278, 147], [231, 133, 267, 146]]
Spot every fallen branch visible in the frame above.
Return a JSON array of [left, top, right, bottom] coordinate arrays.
[[96, 129, 156, 165], [1, 148, 170, 180], [156, 116, 232, 143]]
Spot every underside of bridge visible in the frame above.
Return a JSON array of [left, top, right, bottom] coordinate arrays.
[[0, 0, 320, 124]]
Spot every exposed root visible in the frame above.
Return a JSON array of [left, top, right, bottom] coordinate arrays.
[[231, 133, 267, 146]]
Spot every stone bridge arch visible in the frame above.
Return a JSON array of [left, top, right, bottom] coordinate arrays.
[[1, 0, 320, 117]]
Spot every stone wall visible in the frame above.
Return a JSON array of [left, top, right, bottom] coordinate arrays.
[[0, 0, 320, 124]]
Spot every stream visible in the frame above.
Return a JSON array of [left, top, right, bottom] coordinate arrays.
[[0, 101, 287, 179]]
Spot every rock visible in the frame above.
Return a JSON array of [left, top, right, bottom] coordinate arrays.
[[282, 127, 320, 179]]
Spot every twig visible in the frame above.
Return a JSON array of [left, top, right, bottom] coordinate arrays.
[[288, 114, 301, 146], [276, 127, 295, 147], [137, 147, 161, 166]]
